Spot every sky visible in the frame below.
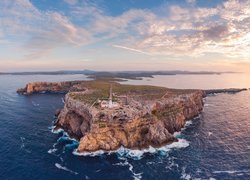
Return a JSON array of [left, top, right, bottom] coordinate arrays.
[[0, 0, 250, 72]]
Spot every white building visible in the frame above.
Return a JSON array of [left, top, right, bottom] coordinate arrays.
[[100, 84, 120, 108]]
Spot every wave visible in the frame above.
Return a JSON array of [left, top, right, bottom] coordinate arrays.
[[185, 120, 193, 127], [61, 98, 65, 104], [73, 138, 189, 160], [20, 137, 25, 149], [65, 141, 79, 150], [208, 132, 213, 136], [73, 150, 105, 157], [181, 167, 192, 180], [55, 163, 78, 175], [51, 127, 78, 142], [213, 169, 250, 174], [31, 101, 40, 107], [49, 128, 79, 156], [48, 148, 57, 154], [113, 159, 143, 180], [51, 126, 64, 134]]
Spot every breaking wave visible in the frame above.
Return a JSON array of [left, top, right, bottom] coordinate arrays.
[[55, 163, 78, 175], [73, 135, 190, 160], [113, 158, 143, 180]]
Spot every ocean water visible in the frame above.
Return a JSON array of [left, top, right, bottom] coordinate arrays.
[[121, 73, 250, 89], [0, 74, 249, 180]]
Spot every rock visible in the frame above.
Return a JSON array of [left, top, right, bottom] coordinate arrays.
[[16, 81, 86, 95], [55, 109, 61, 117], [205, 88, 248, 94]]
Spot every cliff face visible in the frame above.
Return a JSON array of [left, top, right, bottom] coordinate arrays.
[[56, 94, 92, 139], [56, 89, 205, 152], [16, 81, 85, 95]]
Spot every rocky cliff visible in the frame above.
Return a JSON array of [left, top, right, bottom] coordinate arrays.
[[17, 81, 86, 95], [17, 80, 205, 153], [53, 81, 205, 152]]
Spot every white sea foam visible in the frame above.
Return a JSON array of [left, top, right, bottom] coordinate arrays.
[[72, 118, 191, 159], [31, 101, 39, 107], [113, 159, 143, 180], [48, 148, 57, 154], [213, 169, 250, 174], [173, 131, 181, 137], [209, 178, 216, 180], [51, 127, 64, 134], [181, 167, 192, 180], [73, 149, 105, 157], [57, 131, 78, 142], [20, 137, 25, 149], [71, 115, 191, 159], [185, 120, 193, 126], [208, 132, 213, 136], [73, 138, 189, 160], [159, 139, 189, 151], [61, 98, 65, 104], [55, 163, 78, 175]]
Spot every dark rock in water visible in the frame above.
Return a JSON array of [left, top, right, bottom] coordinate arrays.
[[205, 88, 248, 95], [55, 109, 61, 117]]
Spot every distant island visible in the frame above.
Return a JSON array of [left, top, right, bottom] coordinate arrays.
[[1, 70, 238, 80]]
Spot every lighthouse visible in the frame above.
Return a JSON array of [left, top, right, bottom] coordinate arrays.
[[108, 84, 113, 108]]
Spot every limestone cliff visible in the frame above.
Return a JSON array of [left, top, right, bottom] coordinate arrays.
[[17, 80, 206, 153], [54, 81, 205, 152], [16, 81, 85, 95]]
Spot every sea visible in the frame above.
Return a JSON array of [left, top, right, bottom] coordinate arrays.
[[0, 73, 249, 180]]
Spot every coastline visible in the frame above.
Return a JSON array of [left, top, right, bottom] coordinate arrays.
[[17, 80, 248, 155]]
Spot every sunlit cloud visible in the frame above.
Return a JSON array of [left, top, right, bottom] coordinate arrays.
[[0, 0, 249, 71]]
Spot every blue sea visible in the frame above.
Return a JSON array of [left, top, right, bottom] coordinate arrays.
[[0, 74, 249, 180]]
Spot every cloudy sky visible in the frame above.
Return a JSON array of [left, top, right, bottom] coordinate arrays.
[[0, 0, 250, 72]]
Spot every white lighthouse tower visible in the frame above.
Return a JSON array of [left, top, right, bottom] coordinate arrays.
[[108, 84, 113, 108]]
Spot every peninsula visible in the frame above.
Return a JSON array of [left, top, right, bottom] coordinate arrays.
[[17, 80, 208, 153], [17, 80, 247, 152]]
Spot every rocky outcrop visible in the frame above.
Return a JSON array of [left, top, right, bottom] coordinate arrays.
[[56, 94, 92, 139], [17, 81, 85, 95], [56, 89, 205, 152], [205, 88, 247, 94]]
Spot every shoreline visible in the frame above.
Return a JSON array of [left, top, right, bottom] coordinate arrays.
[[17, 80, 248, 154]]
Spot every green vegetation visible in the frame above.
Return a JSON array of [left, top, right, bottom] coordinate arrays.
[[69, 80, 195, 105]]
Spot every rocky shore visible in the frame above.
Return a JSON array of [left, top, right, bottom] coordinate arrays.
[[17, 80, 246, 153], [16, 81, 85, 95]]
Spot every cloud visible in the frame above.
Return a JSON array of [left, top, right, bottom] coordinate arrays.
[[202, 25, 229, 41], [186, 0, 196, 4], [0, 0, 91, 59], [0, 0, 249, 63], [114, 0, 250, 59]]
